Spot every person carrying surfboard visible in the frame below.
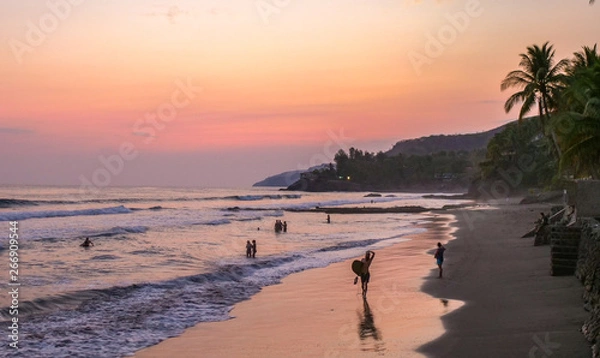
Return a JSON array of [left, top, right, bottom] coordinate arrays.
[[360, 250, 375, 297]]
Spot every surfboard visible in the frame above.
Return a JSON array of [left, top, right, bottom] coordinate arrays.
[[352, 260, 363, 276], [521, 226, 537, 238]]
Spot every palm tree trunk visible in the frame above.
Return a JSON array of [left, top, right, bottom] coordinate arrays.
[[541, 94, 562, 159]]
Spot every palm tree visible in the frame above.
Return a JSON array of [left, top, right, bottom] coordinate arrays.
[[562, 45, 600, 112], [556, 98, 600, 178], [501, 42, 569, 158], [554, 59, 600, 178], [571, 44, 599, 70]]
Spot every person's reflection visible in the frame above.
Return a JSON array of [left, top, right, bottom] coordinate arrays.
[[358, 297, 384, 352]]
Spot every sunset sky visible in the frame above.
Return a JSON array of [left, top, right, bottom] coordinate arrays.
[[1, 0, 599, 188]]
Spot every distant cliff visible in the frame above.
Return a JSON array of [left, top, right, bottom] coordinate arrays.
[[252, 170, 303, 187], [253, 164, 330, 187], [385, 124, 508, 157], [256, 124, 510, 192]]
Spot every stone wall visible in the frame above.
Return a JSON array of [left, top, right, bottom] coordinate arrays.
[[566, 180, 600, 218], [575, 219, 600, 357], [550, 226, 582, 276]]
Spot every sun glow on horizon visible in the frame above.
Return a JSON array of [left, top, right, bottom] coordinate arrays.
[[1, 0, 599, 186]]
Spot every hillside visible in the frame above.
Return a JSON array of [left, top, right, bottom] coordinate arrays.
[[255, 123, 511, 189], [253, 164, 330, 187], [252, 169, 303, 187], [385, 124, 508, 156]]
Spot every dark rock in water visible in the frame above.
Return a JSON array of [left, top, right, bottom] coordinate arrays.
[[300, 206, 430, 214], [285, 178, 361, 192], [364, 193, 382, 197], [423, 193, 471, 200]]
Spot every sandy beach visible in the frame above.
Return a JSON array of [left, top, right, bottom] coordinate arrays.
[[419, 203, 589, 357], [135, 203, 589, 358]]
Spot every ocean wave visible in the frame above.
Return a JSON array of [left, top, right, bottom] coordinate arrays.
[[92, 225, 148, 237], [226, 194, 301, 201], [0, 194, 303, 209], [204, 219, 232, 226], [316, 238, 383, 252], [37, 226, 148, 243], [0, 233, 409, 358], [0, 198, 40, 208], [130, 205, 164, 211], [0, 205, 132, 221], [89, 254, 121, 261], [225, 196, 403, 212]]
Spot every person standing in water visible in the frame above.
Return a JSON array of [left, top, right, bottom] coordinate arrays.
[[246, 240, 252, 258], [80, 238, 94, 247], [434, 242, 446, 278], [360, 250, 375, 297], [251, 240, 257, 258]]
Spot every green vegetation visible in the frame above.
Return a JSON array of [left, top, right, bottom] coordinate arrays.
[[496, 42, 600, 187], [292, 41, 599, 194], [500, 42, 569, 160], [326, 147, 483, 191]]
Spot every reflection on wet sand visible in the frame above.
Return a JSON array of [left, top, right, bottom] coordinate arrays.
[[358, 297, 385, 353]]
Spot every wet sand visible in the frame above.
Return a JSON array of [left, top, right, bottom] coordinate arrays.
[[419, 203, 589, 357], [135, 214, 459, 358], [135, 203, 590, 357]]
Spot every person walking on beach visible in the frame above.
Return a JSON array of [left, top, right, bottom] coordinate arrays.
[[246, 240, 252, 258], [360, 250, 375, 297], [434, 242, 446, 278], [251, 240, 257, 258]]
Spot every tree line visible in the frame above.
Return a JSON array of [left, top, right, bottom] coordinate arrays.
[[497, 42, 599, 185], [307, 41, 598, 192]]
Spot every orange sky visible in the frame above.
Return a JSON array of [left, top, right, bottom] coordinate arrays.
[[1, 0, 599, 187]]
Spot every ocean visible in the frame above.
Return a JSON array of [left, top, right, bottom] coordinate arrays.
[[0, 185, 468, 357]]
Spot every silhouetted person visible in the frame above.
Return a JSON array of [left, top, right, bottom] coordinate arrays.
[[434, 242, 446, 278], [360, 250, 375, 297], [535, 212, 549, 234], [283, 221, 287, 232], [246, 240, 252, 258], [80, 238, 94, 247], [252, 240, 257, 258], [327, 215, 331, 224], [540, 212, 549, 226]]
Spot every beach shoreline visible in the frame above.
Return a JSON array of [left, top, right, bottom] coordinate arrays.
[[134, 202, 590, 357], [419, 202, 589, 357], [134, 213, 458, 358]]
